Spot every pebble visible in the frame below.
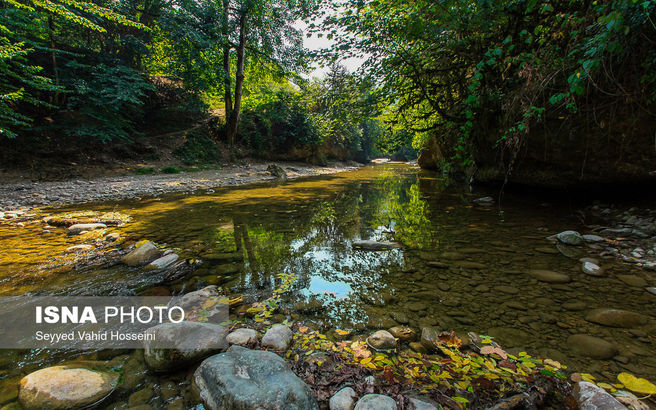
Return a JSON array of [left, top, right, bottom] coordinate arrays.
[[261, 324, 293, 350], [354, 394, 397, 410], [329, 387, 357, 410]]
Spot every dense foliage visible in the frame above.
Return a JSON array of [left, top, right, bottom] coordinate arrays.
[[0, 0, 415, 165], [322, 0, 656, 170]]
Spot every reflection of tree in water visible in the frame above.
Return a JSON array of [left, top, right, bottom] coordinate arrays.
[[200, 169, 426, 324]]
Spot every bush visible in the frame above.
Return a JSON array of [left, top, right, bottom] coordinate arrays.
[[173, 130, 221, 165], [136, 167, 156, 175], [161, 166, 181, 174]]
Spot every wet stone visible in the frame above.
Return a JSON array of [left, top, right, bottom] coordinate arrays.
[[585, 308, 650, 328], [616, 274, 647, 287], [367, 330, 396, 350], [529, 269, 571, 284], [567, 334, 618, 360], [555, 230, 583, 246], [388, 326, 417, 342], [494, 285, 519, 294], [581, 261, 604, 276]]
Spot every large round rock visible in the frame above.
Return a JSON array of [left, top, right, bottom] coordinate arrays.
[[19, 365, 118, 409], [585, 308, 650, 328], [144, 321, 228, 371], [194, 345, 319, 410], [567, 334, 618, 360]]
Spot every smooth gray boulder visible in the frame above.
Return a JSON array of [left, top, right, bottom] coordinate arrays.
[[143, 321, 228, 371], [19, 365, 118, 409], [329, 387, 357, 410], [121, 242, 161, 267], [261, 324, 293, 350], [574, 381, 626, 409], [555, 230, 583, 246], [146, 253, 179, 270], [354, 394, 397, 410], [194, 345, 318, 410]]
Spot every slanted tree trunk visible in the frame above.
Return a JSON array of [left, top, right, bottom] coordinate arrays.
[[225, 9, 247, 145]]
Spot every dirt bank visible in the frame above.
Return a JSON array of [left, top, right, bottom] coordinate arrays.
[[0, 161, 362, 210]]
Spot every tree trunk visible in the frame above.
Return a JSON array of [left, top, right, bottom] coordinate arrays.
[[225, 10, 247, 145], [221, 0, 233, 130], [48, 15, 59, 105]]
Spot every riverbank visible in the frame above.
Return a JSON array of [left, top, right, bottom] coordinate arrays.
[[0, 161, 362, 210]]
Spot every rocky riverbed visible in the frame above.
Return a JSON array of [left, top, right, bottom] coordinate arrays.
[[0, 161, 361, 210]]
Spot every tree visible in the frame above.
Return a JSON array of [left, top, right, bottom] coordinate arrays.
[[0, 0, 144, 138], [156, 0, 313, 145], [322, 0, 656, 168]]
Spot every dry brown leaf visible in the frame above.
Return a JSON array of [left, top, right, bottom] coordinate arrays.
[[480, 345, 508, 359]]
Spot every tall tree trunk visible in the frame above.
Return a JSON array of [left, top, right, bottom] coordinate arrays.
[[225, 10, 247, 145], [221, 0, 233, 128], [48, 15, 59, 105]]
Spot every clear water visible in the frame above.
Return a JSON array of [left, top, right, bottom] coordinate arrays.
[[0, 163, 654, 408]]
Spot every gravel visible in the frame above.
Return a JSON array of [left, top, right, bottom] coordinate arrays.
[[0, 162, 361, 210]]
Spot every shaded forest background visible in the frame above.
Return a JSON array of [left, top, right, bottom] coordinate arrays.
[[1, 0, 655, 185]]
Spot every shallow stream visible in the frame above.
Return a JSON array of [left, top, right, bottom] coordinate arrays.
[[0, 163, 654, 408]]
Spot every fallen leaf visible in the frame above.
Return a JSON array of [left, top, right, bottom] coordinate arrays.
[[543, 359, 561, 369], [480, 345, 508, 359], [614, 390, 650, 410], [438, 330, 462, 347], [617, 372, 656, 395], [299, 326, 309, 333]]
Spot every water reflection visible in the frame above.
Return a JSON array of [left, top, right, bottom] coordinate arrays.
[[0, 163, 654, 387]]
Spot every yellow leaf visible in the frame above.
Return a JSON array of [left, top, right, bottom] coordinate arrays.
[[617, 372, 656, 395], [543, 359, 561, 369], [360, 356, 373, 365], [580, 373, 596, 383], [335, 329, 350, 336]]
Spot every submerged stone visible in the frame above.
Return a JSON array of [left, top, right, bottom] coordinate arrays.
[[352, 240, 401, 251], [616, 274, 647, 287], [585, 308, 650, 328], [19, 365, 118, 409], [567, 334, 618, 359], [529, 269, 571, 283]]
